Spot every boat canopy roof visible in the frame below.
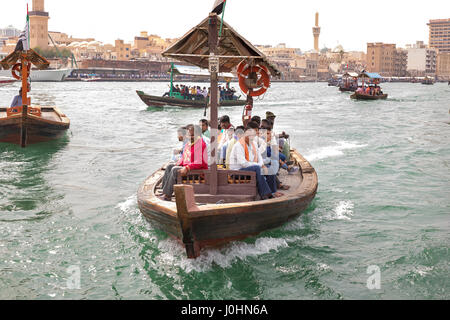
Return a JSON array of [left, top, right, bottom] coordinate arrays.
[[162, 15, 280, 77], [172, 64, 235, 78], [343, 72, 359, 78], [0, 49, 49, 70], [359, 72, 383, 79]]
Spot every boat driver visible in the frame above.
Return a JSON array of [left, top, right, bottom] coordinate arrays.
[[10, 88, 23, 107]]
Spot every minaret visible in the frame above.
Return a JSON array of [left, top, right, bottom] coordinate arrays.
[[29, 0, 49, 49], [312, 12, 321, 52]]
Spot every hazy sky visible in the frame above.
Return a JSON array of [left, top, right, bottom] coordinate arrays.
[[1, 0, 449, 52]]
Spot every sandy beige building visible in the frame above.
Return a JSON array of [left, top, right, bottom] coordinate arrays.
[[367, 43, 407, 76], [428, 19, 450, 53], [436, 52, 450, 78]]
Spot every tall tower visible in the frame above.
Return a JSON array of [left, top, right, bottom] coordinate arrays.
[[312, 12, 321, 52], [29, 0, 49, 49]]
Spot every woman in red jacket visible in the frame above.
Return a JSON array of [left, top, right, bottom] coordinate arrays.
[[158, 125, 208, 201]]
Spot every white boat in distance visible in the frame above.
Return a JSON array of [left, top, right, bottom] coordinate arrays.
[[0, 76, 17, 86], [0, 68, 73, 82]]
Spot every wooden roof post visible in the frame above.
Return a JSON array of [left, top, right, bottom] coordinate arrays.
[[209, 13, 219, 195], [20, 53, 29, 148]]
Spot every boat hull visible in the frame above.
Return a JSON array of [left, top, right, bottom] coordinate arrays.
[[137, 150, 318, 258], [339, 86, 356, 92], [0, 107, 70, 146], [0, 69, 73, 82], [137, 91, 247, 108], [351, 92, 388, 100]]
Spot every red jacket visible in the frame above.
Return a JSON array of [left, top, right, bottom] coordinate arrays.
[[177, 138, 208, 171]]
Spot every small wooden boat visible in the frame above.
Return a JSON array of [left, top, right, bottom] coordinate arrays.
[[421, 77, 435, 85], [137, 90, 246, 108], [351, 92, 388, 100], [138, 149, 317, 258], [339, 72, 358, 92], [0, 106, 70, 145], [350, 72, 387, 100], [0, 50, 70, 147], [138, 9, 316, 259], [137, 64, 246, 108]]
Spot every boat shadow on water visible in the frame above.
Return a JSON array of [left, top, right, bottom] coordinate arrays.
[[0, 137, 70, 222]]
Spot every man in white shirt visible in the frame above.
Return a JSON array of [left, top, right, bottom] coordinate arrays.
[[229, 121, 273, 199]]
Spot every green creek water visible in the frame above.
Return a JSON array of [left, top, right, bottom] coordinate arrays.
[[0, 81, 449, 299]]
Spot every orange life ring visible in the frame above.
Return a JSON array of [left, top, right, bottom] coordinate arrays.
[[238, 63, 271, 97], [11, 63, 30, 80]]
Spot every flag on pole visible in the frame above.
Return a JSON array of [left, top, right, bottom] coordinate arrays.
[[212, 0, 226, 15], [15, 5, 30, 52]]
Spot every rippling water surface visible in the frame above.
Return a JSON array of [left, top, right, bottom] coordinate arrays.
[[0, 81, 449, 299]]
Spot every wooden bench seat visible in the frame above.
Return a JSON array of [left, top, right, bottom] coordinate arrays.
[[177, 169, 257, 203]]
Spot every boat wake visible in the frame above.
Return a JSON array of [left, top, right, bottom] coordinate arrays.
[[116, 195, 138, 213], [305, 141, 368, 161], [156, 236, 301, 273]]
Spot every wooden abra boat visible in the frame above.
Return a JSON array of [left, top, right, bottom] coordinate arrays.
[[137, 64, 246, 108], [138, 150, 318, 258], [137, 90, 246, 108], [137, 8, 317, 258], [350, 71, 388, 100], [0, 50, 70, 147], [351, 92, 388, 100]]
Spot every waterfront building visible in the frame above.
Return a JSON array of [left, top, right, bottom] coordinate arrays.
[[29, 0, 50, 49], [436, 52, 450, 79], [367, 43, 408, 77], [406, 41, 437, 76], [115, 39, 132, 61], [428, 18, 450, 53], [0, 25, 21, 38]]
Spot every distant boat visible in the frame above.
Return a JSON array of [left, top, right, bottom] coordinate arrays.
[[421, 77, 435, 85], [80, 76, 102, 82], [137, 64, 246, 108], [0, 68, 72, 82], [350, 72, 388, 100], [0, 76, 16, 86]]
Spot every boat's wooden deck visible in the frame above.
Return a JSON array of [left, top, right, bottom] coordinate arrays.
[[0, 107, 63, 122], [154, 167, 303, 204]]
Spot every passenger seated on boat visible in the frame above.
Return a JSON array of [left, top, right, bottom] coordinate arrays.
[[159, 125, 208, 201], [10, 88, 22, 107], [172, 126, 189, 162], [218, 116, 234, 162], [219, 126, 235, 165], [225, 126, 245, 169], [260, 125, 283, 198], [229, 121, 274, 200], [199, 119, 210, 139], [356, 87, 364, 94]]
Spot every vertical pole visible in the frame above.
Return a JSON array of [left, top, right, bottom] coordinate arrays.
[[21, 54, 29, 148], [170, 63, 174, 97], [209, 13, 219, 195]]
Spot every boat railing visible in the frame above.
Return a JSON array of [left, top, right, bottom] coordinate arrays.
[[177, 169, 257, 198]]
